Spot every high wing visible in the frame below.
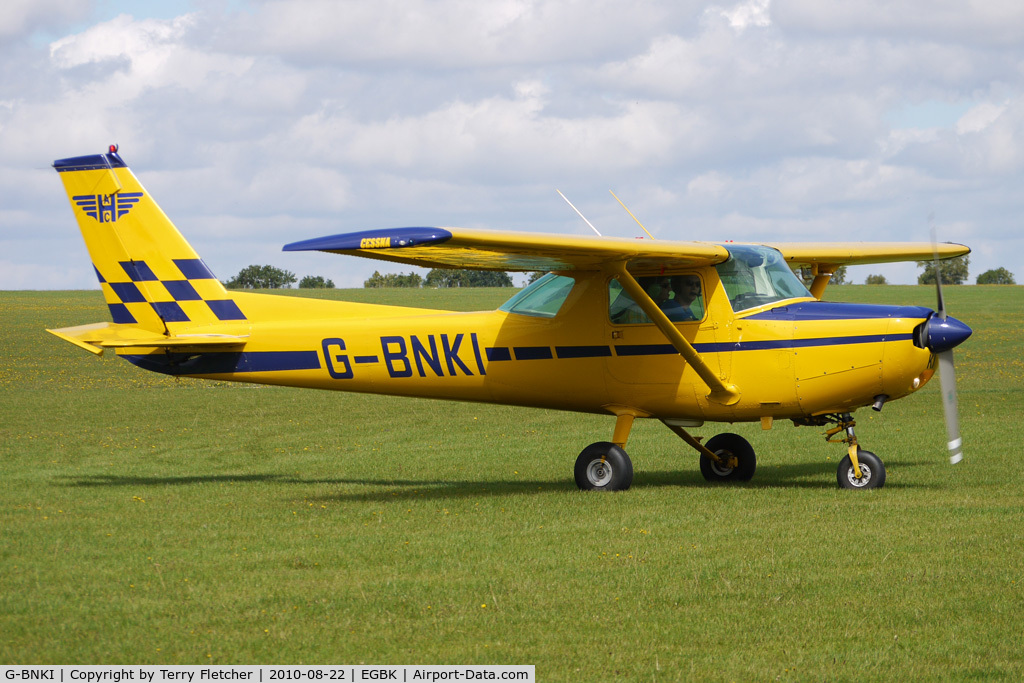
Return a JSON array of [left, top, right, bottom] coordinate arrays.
[[283, 227, 730, 273], [283, 227, 969, 273], [763, 242, 970, 268]]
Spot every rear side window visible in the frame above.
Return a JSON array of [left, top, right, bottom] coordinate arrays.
[[499, 273, 575, 318]]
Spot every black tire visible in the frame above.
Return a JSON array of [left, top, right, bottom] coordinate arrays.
[[837, 448, 886, 490], [574, 442, 633, 491], [699, 432, 756, 483]]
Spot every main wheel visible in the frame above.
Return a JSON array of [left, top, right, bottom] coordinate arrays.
[[574, 442, 633, 491], [699, 432, 756, 483], [837, 448, 886, 489]]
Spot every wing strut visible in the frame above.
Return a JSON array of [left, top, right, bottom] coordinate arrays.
[[612, 265, 740, 406], [808, 264, 838, 299]]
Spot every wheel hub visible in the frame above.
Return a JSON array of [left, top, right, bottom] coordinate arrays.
[[845, 463, 873, 487], [709, 451, 734, 476], [586, 459, 613, 487]]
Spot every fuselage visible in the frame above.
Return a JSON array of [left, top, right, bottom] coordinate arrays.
[[118, 267, 950, 423]]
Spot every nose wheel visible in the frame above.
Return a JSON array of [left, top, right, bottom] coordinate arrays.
[[826, 413, 886, 490], [837, 448, 886, 489]]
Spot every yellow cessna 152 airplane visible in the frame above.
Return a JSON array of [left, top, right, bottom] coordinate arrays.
[[49, 148, 972, 491]]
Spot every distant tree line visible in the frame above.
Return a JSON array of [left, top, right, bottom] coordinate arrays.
[[857, 258, 1015, 286], [976, 267, 1015, 285], [364, 269, 514, 288], [913, 256, 1015, 285], [425, 269, 513, 288], [225, 265, 334, 289], [917, 255, 969, 285], [224, 264, 518, 290], [364, 271, 424, 288], [227, 258, 1015, 291]]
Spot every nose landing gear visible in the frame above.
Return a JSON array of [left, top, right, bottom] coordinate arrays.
[[826, 413, 886, 490]]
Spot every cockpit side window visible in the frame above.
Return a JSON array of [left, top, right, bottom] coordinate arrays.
[[499, 273, 575, 318], [715, 245, 811, 312], [609, 274, 706, 324]]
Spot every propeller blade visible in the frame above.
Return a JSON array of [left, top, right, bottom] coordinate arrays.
[[937, 349, 963, 464], [929, 216, 961, 462], [930, 217, 947, 319]]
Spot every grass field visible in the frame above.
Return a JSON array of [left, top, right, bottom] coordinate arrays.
[[1, 284, 1022, 681]]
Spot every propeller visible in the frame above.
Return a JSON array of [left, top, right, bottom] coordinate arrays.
[[927, 222, 968, 464]]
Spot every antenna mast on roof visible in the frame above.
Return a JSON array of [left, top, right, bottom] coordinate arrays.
[[556, 189, 602, 237], [609, 190, 655, 240]]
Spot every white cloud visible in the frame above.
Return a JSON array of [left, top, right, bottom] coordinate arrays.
[[1, 0, 1023, 288], [280, 88, 694, 185], [0, 0, 89, 42], [956, 102, 1007, 135], [49, 14, 190, 68], [772, 0, 1024, 46], [687, 171, 731, 199], [711, 0, 772, 31], [228, 0, 695, 66]]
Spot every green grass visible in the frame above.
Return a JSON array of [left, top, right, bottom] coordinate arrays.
[[1, 285, 1022, 681]]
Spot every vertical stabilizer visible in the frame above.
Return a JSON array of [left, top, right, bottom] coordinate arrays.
[[53, 149, 246, 333]]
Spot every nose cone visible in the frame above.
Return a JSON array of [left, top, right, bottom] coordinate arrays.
[[926, 315, 972, 353]]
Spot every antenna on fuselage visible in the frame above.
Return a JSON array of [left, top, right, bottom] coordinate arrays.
[[556, 189, 602, 237], [609, 190, 655, 240]]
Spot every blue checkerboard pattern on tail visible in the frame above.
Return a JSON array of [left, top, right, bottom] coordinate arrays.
[[97, 258, 246, 325]]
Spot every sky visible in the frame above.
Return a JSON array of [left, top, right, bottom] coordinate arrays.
[[2, 0, 1023, 290]]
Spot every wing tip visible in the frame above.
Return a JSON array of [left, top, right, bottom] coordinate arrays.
[[283, 227, 453, 252]]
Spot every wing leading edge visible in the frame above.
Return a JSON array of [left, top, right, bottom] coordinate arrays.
[[764, 242, 970, 267], [283, 227, 731, 273], [284, 227, 969, 274]]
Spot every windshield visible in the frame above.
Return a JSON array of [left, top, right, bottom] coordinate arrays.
[[499, 273, 575, 318], [715, 245, 812, 312]]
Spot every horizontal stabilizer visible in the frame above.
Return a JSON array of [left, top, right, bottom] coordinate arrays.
[[47, 322, 248, 356]]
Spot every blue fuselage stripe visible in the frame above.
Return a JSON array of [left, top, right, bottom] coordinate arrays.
[[118, 332, 913, 378], [514, 346, 553, 360], [486, 347, 513, 362], [614, 334, 912, 356], [614, 343, 676, 357], [716, 333, 912, 351], [556, 345, 612, 358], [123, 351, 321, 375]]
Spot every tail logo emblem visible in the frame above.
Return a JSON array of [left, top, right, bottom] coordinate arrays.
[[73, 192, 143, 223]]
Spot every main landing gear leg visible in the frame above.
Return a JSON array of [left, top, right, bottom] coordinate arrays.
[[827, 412, 886, 490], [662, 421, 757, 483], [574, 413, 636, 492]]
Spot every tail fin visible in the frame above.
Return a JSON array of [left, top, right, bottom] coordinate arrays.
[[53, 148, 247, 334]]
